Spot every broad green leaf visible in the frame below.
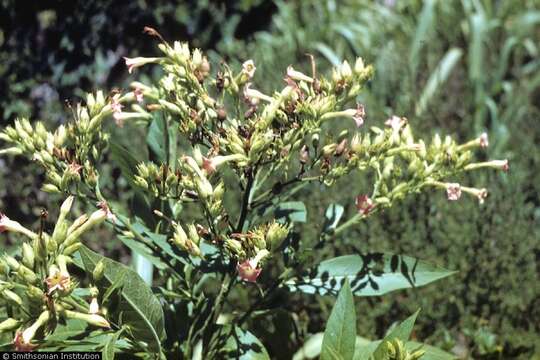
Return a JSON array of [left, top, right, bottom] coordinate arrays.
[[321, 279, 356, 360], [322, 203, 345, 234], [415, 48, 463, 116], [287, 253, 455, 296], [133, 252, 154, 285], [78, 246, 165, 353], [221, 326, 270, 360], [274, 201, 307, 223], [45, 319, 88, 342]]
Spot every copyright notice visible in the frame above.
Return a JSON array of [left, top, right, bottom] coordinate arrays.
[[0, 353, 101, 360]]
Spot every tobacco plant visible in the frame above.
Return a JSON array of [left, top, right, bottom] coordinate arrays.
[[0, 29, 508, 359]]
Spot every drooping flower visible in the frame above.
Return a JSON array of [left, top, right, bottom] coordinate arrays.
[[14, 331, 37, 352], [0, 213, 9, 233], [242, 60, 256, 79], [479, 132, 489, 148], [353, 104, 365, 128], [97, 201, 116, 223], [299, 145, 309, 164], [355, 195, 375, 216], [385, 115, 406, 133], [134, 87, 144, 104], [446, 183, 462, 201], [237, 249, 269, 283], [89, 297, 100, 314], [111, 96, 124, 126], [237, 260, 262, 283]]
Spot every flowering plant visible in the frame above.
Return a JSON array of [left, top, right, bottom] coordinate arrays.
[[0, 29, 507, 358]]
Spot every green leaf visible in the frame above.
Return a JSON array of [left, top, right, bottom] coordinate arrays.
[[322, 203, 344, 234], [415, 48, 463, 116], [109, 141, 142, 190], [221, 326, 270, 360], [45, 319, 88, 342], [273, 201, 307, 223], [103, 330, 124, 360], [287, 253, 455, 296], [78, 246, 165, 353], [321, 279, 356, 360], [146, 117, 167, 161]]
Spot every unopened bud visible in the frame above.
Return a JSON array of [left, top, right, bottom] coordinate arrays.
[[0, 318, 20, 332], [93, 260, 105, 282]]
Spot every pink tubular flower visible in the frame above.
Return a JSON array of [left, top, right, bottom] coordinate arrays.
[[237, 260, 262, 283], [355, 195, 375, 216], [385, 115, 406, 133], [353, 104, 365, 128], [14, 331, 37, 352], [202, 157, 217, 175], [479, 133, 489, 148], [237, 249, 269, 283], [446, 183, 462, 201], [134, 87, 144, 104], [97, 201, 116, 223], [0, 213, 9, 233]]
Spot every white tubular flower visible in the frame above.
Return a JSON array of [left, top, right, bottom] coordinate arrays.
[[123, 57, 161, 74], [286, 66, 313, 83], [243, 83, 273, 104], [242, 59, 256, 79]]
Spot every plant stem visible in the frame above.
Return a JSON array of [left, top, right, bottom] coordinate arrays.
[[236, 168, 255, 232]]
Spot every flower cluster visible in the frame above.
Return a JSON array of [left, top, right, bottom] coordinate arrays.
[[0, 36, 507, 285], [0, 197, 112, 351]]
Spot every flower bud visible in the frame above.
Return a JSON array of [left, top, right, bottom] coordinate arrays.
[[2, 289, 23, 306], [93, 260, 105, 282], [62, 309, 110, 328], [0, 318, 20, 332], [267, 222, 289, 251]]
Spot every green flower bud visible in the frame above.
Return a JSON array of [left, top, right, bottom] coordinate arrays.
[[0, 318, 20, 332], [93, 260, 105, 282], [62, 309, 110, 328], [4, 255, 20, 271], [26, 285, 44, 302], [266, 222, 289, 251], [42, 184, 61, 193], [63, 242, 82, 256], [2, 289, 23, 306], [17, 265, 38, 284]]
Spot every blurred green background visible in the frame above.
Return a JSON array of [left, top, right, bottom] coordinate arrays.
[[0, 0, 539, 358]]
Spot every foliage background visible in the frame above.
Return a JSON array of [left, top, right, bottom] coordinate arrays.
[[0, 0, 539, 358]]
